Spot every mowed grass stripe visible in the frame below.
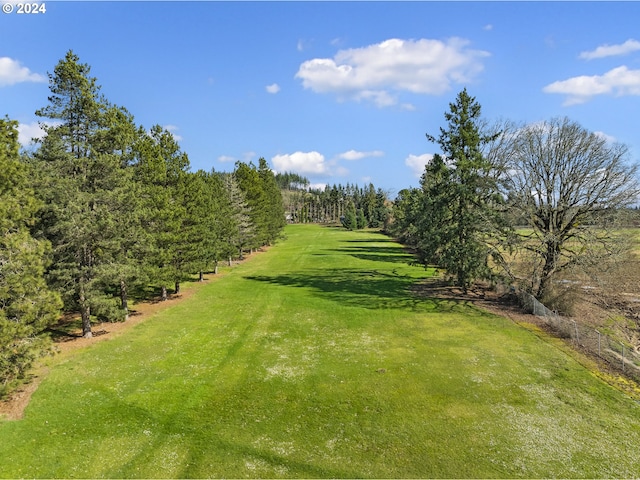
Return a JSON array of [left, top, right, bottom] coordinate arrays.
[[1, 224, 640, 478]]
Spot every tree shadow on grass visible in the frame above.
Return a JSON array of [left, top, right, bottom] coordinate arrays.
[[244, 269, 468, 314], [332, 246, 415, 264]]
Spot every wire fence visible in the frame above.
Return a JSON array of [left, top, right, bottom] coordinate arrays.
[[517, 291, 640, 383]]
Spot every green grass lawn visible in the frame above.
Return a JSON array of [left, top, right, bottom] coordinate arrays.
[[2, 224, 640, 478]]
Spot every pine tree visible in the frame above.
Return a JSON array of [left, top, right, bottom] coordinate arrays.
[[356, 208, 367, 229], [133, 125, 190, 300], [0, 118, 62, 396], [342, 201, 357, 230], [258, 157, 286, 244], [234, 161, 267, 249], [33, 51, 137, 336], [223, 173, 255, 261]]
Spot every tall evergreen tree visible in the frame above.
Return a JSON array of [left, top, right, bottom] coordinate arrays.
[[133, 125, 190, 300], [258, 157, 286, 245], [423, 89, 503, 291], [0, 118, 62, 395], [33, 51, 137, 337], [342, 201, 357, 230], [223, 173, 255, 261], [234, 161, 267, 249]]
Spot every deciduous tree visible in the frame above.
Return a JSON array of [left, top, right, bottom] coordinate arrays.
[[502, 117, 640, 300]]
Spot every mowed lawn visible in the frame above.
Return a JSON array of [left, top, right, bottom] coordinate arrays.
[[1, 224, 640, 478]]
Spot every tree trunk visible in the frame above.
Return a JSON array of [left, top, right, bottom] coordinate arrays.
[[161, 285, 168, 301], [199, 271, 204, 282], [120, 279, 129, 320], [228, 256, 232, 266], [537, 239, 561, 299], [214, 261, 219, 275], [175, 281, 180, 295], [79, 284, 92, 338]]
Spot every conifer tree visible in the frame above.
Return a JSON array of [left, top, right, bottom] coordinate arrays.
[[133, 125, 190, 300], [0, 118, 62, 395], [234, 161, 267, 249], [223, 173, 255, 261], [258, 157, 286, 245], [33, 51, 137, 336], [423, 89, 503, 291], [342, 201, 357, 230]]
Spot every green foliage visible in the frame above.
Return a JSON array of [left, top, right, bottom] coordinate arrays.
[[133, 125, 190, 297], [258, 157, 286, 244], [388, 187, 421, 243], [291, 182, 389, 227], [398, 89, 504, 291], [356, 208, 367, 229], [32, 51, 137, 335], [274, 171, 310, 191], [0, 118, 62, 397], [234, 158, 286, 249], [341, 201, 357, 230], [222, 172, 255, 260]]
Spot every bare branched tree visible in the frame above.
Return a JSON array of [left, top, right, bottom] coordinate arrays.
[[497, 117, 640, 302]]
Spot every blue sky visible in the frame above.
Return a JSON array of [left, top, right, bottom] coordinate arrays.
[[2, 1, 640, 195]]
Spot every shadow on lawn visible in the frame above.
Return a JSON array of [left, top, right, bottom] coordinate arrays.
[[331, 245, 413, 264], [247, 232, 477, 313], [245, 268, 466, 313]]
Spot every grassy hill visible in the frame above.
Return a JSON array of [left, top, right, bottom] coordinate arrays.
[[1, 224, 640, 478]]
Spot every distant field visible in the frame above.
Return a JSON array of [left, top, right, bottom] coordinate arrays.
[[1, 224, 640, 478]]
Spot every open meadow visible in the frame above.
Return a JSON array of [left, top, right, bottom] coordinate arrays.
[[1, 224, 640, 478]]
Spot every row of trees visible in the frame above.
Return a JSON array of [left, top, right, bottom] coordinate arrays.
[[0, 51, 285, 396], [389, 89, 640, 304], [280, 179, 390, 229]]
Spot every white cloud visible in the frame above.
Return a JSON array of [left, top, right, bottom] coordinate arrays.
[[405, 153, 434, 178], [218, 155, 236, 163], [483, 24, 494, 31], [295, 37, 489, 107], [337, 149, 384, 161], [308, 182, 327, 191], [17, 121, 46, 147], [543, 65, 640, 105], [272, 151, 328, 175], [0, 57, 46, 86], [163, 124, 183, 141], [579, 39, 640, 60], [266, 83, 280, 94], [16, 121, 63, 147], [594, 131, 617, 144]]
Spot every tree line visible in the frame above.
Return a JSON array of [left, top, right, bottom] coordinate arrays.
[[388, 89, 640, 307], [0, 51, 285, 396], [278, 177, 391, 230]]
